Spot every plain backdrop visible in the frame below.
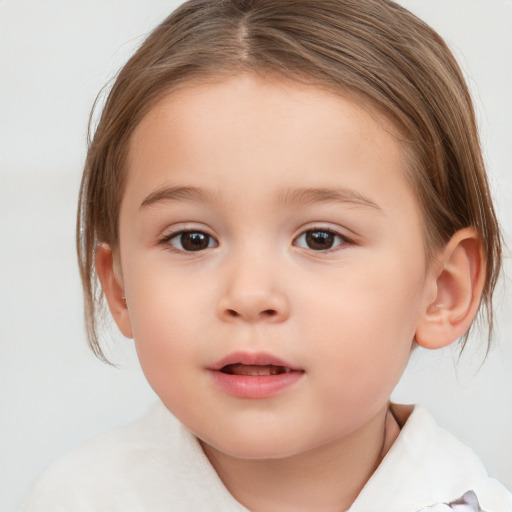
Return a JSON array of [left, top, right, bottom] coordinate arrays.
[[0, 1, 511, 511]]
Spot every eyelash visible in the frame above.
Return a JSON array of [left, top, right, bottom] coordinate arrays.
[[294, 228, 350, 252], [160, 230, 218, 253], [160, 227, 351, 253]]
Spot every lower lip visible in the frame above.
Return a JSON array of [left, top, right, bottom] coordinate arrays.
[[208, 370, 303, 399]]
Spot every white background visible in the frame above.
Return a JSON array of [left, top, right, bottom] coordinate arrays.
[[0, 1, 511, 511]]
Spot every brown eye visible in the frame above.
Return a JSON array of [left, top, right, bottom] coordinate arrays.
[[169, 231, 217, 252], [295, 230, 345, 251]]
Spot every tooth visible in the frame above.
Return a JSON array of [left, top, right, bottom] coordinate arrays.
[[220, 363, 293, 376]]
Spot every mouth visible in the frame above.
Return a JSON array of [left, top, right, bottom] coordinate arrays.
[[220, 363, 293, 376], [210, 351, 302, 374], [208, 351, 304, 398]]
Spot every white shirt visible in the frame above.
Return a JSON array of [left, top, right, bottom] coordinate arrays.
[[23, 402, 512, 512]]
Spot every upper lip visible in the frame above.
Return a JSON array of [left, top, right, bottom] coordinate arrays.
[[209, 351, 302, 372]]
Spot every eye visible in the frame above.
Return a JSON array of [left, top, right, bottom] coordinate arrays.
[[167, 231, 218, 252], [294, 229, 347, 251]]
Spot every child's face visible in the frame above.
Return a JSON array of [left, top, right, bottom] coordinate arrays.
[[114, 74, 435, 459]]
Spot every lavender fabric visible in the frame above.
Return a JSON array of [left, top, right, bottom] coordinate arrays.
[[419, 491, 483, 512]]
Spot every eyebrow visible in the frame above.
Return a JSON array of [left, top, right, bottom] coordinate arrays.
[[276, 186, 382, 211], [140, 184, 382, 212], [140, 186, 216, 209]]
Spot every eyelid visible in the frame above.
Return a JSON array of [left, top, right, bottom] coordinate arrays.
[[158, 225, 219, 253], [293, 225, 354, 252], [159, 222, 215, 239]]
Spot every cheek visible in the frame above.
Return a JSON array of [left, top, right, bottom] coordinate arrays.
[[125, 250, 212, 333], [123, 265, 213, 390], [300, 257, 424, 395]]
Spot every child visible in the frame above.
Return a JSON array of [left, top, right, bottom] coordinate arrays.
[[24, 0, 511, 511]]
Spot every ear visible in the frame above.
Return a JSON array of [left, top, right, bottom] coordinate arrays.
[[415, 227, 485, 350], [95, 244, 133, 338]]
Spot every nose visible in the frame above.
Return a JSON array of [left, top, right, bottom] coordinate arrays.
[[216, 256, 290, 324]]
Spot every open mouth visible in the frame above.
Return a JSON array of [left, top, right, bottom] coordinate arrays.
[[220, 364, 292, 376], [210, 353, 303, 398]]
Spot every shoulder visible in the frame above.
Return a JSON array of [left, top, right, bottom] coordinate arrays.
[[398, 404, 511, 510], [23, 402, 178, 511], [23, 401, 247, 512], [350, 404, 512, 512]]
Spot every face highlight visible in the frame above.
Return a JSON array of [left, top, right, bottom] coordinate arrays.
[[113, 75, 434, 459]]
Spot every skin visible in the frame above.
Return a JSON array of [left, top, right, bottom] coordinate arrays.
[[97, 74, 485, 511]]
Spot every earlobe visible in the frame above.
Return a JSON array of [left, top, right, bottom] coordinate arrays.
[[415, 228, 485, 350], [95, 244, 133, 339]]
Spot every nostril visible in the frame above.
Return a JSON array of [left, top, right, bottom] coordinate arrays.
[[227, 309, 239, 317], [262, 309, 277, 317]]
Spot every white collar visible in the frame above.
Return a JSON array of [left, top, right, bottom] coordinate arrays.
[[154, 402, 511, 511], [348, 404, 511, 512]]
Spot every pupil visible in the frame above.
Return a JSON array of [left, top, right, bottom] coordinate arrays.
[[306, 231, 334, 250], [181, 232, 209, 251]]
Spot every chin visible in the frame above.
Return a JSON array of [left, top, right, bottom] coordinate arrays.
[[199, 427, 325, 461]]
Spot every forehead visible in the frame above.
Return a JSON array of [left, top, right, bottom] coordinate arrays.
[[130, 75, 402, 145], [123, 74, 416, 218]]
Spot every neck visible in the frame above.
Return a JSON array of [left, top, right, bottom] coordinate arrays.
[[202, 404, 400, 512]]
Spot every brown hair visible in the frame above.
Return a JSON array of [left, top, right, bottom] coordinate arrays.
[[77, 0, 502, 362]]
